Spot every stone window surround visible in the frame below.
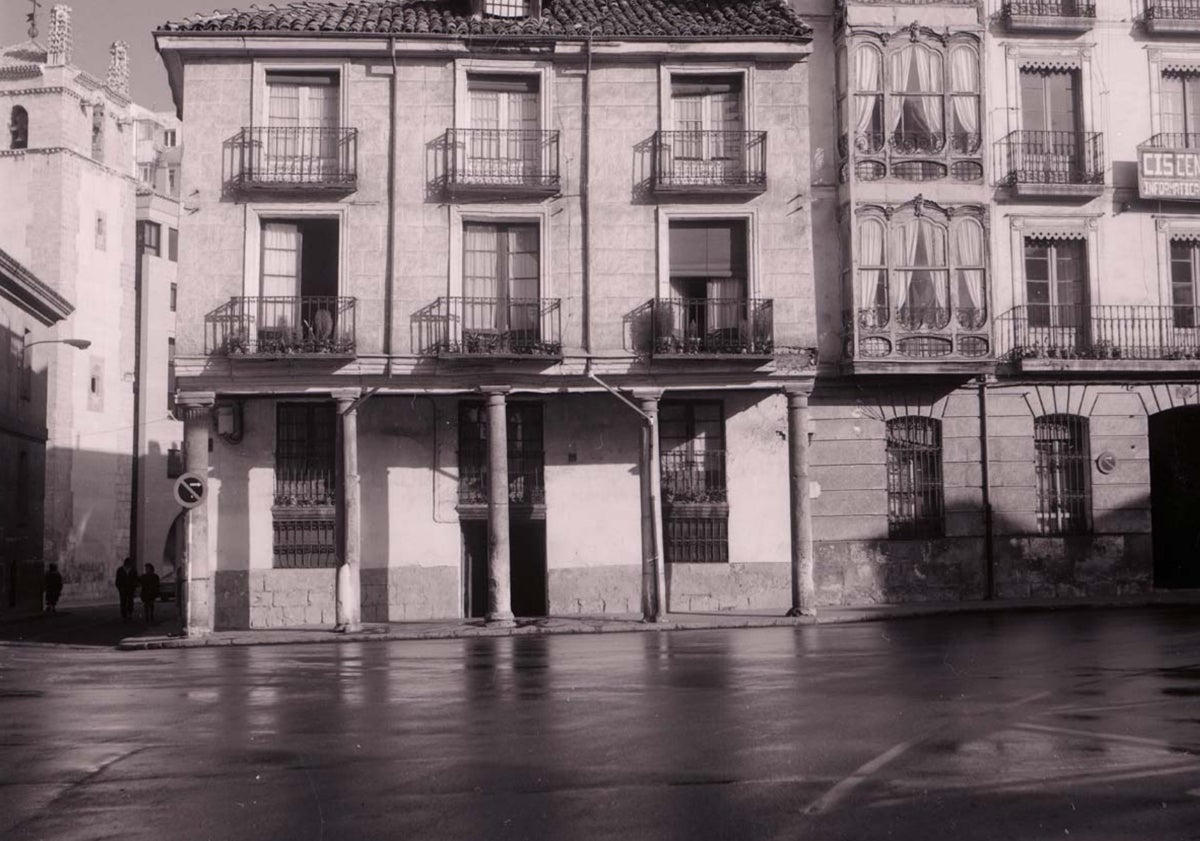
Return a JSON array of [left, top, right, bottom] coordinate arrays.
[[1146, 49, 1200, 135], [655, 206, 760, 299], [240, 204, 349, 300], [1000, 43, 1097, 139], [1154, 216, 1200, 308], [250, 58, 352, 129], [453, 58, 554, 133], [1007, 215, 1101, 307], [657, 63, 756, 132], [448, 204, 553, 299]]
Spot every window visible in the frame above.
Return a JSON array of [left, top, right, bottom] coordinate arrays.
[[256, 218, 341, 352], [466, 73, 540, 180], [162, 129, 177, 147], [1034, 415, 1090, 535], [1024, 237, 1087, 331], [1019, 69, 1083, 176], [168, 227, 178, 262], [166, 167, 180, 197], [457, 402, 545, 506], [266, 71, 339, 177], [886, 417, 944, 538], [660, 402, 728, 563], [273, 402, 337, 568], [95, 212, 106, 251], [138, 221, 161, 257], [485, 0, 531, 17], [169, 282, 178, 312], [1171, 240, 1200, 328], [138, 163, 155, 185], [856, 209, 985, 332], [137, 121, 155, 142], [669, 74, 744, 172], [91, 104, 104, 161], [461, 221, 540, 340], [665, 220, 749, 349], [850, 40, 980, 158], [10, 105, 28, 150], [166, 338, 176, 413], [1161, 72, 1200, 146]]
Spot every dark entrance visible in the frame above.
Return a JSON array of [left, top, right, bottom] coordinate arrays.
[[1150, 406, 1200, 588], [461, 520, 547, 618]]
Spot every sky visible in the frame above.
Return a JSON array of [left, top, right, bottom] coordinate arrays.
[[1, 0, 228, 111]]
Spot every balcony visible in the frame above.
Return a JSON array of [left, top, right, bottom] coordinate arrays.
[[1137, 133, 1200, 200], [458, 453, 545, 507], [433, 296, 563, 360], [652, 298, 774, 359], [845, 304, 994, 374], [997, 130, 1105, 199], [225, 127, 358, 195], [652, 131, 767, 196], [848, 130, 984, 184], [208, 296, 357, 357], [1002, 0, 1095, 30], [445, 129, 560, 200], [998, 305, 1200, 371], [661, 450, 727, 505], [1146, 0, 1200, 33]]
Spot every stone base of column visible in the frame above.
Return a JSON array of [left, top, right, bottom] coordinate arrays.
[[785, 606, 817, 618], [486, 616, 517, 628]]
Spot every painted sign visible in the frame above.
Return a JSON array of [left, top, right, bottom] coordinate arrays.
[[1138, 146, 1200, 199]]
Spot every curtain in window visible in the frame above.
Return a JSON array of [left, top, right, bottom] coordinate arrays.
[[854, 46, 882, 147], [890, 218, 921, 315], [464, 224, 501, 331], [890, 45, 943, 138], [858, 218, 887, 326], [950, 47, 980, 148], [892, 219, 947, 327], [706, 278, 747, 331], [913, 46, 944, 137], [507, 226, 540, 331], [260, 223, 302, 336], [888, 46, 916, 135], [672, 95, 704, 159], [953, 219, 985, 328]]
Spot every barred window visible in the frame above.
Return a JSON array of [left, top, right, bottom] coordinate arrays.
[[1034, 414, 1090, 535], [660, 401, 729, 563], [273, 402, 337, 568], [457, 402, 545, 507], [886, 416, 944, 538]]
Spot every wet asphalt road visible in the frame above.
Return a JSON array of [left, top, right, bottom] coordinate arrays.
[[2, 608, 1200, 841]]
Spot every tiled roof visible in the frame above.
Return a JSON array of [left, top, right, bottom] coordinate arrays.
[[0, 40, 47, 78], [159, 0, 811, 40]]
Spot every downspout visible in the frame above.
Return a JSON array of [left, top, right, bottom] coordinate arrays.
[[979, 376, 994, 600], [130, 246, 143, 568], [385, 37, 398, 358], [580, 32, 593, 353]]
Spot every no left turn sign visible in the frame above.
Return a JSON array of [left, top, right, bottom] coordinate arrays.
[[175, 472, 207, 509]]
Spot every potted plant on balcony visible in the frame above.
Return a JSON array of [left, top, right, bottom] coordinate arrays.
[[224, 328, 250, 355], [751, 306, 774, 355], [654, 304, 678, 354]]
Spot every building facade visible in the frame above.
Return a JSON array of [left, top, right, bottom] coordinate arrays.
[[156, 0, 821, 631]]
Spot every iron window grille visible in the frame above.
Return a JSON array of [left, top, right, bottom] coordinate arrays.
[[457, 402, 545, 507], [886, 417, 945, 539], [273, 403, 337, 568], [660, 401, 729, 563], [1034, 415, 1091, 535]]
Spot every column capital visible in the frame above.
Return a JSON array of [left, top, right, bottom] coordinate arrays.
[[177, 391, 216, 409], [479, 385, 512, 396], [331, 387, 362, 406], [783, 385, 812, 405], [632, 388, 663, 404]]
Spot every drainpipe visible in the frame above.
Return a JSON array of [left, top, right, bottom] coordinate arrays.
[[580, 32, 594, 353], [588, 370, 666, 620], [385, 37, 398, 358], [979, 376, 995, 600]]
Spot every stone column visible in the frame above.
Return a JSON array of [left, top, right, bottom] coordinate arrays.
[[785, 387, 816, 617], [178, 392, 215, 636], [333, 389, 362, 632], [634, 390, 666, 620], [483, 388, 514, 625]]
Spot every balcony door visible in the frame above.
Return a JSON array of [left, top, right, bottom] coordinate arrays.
[[1160, 72, 1200, 146], [266, 71, 339, 180], [258, 220, 339, 352], [1020, 69, 1081, 181], [1025, 238, 1088, 353], [667, 221, 750, 351], [467, 75, 540, 184], [462, 222, 540, 351], [670, 76, 744, 183]]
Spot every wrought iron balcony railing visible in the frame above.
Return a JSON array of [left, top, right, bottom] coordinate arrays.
[[661, 450, 727, 505], [653, 131, 767, 193], [458, 453, 546, 506], [652, 298, 773, 357], [998, 130, 1104, 189], [434, 296, 562, 358], [1003, 0, 1095, 17], [1142, 132, 1200, 148], [997, 305, 1200, 361], [446, 129, 560, 196], [227, 127, 358, 192], [209, 296, 357, 356], [1147, 0, 1200, 19]]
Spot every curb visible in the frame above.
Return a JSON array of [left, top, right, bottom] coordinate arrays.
[[116, 593, 1200, 651]]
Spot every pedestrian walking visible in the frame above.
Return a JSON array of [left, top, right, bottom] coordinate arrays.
[[139, 563, 161, 624], [44, 564, 63, 614], [115, 557, 138, 621]]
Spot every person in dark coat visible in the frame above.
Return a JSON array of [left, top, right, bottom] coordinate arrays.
[[115, 557, 138, 621], [139, 563, 161, 624], [44, 564, 63, 614]]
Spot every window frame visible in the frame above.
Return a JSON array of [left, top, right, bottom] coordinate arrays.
[[885, 416, 945, 539], [138, 220, 161, 257], [657, 207, 758, 300], [168, 227, 179, 263], [454, 59, 553, 137], [10, 104, 28, 150], [659, 64, 755, 134], [242, 204, 347, 300], [1002, 47, 1095, 140], [448, 204, 551, 300], [1023, 236, 1089, 328], [659, 399, 729, 564], [251, 59, 350, 130], [1033, 414, 1092, 536], [1008, 216, 1101, 315]]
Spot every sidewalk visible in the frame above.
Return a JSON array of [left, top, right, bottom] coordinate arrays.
[[112, 590, 1200, 651]]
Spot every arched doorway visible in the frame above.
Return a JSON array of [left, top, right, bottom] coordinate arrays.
[[1150, 406, 1200, 588]]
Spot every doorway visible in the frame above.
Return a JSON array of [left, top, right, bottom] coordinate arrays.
[[461, 520, 547, 618], [1150, 406, 1200, 588]]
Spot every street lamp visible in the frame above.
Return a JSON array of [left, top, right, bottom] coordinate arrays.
[[22, 338, 92, 355]]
